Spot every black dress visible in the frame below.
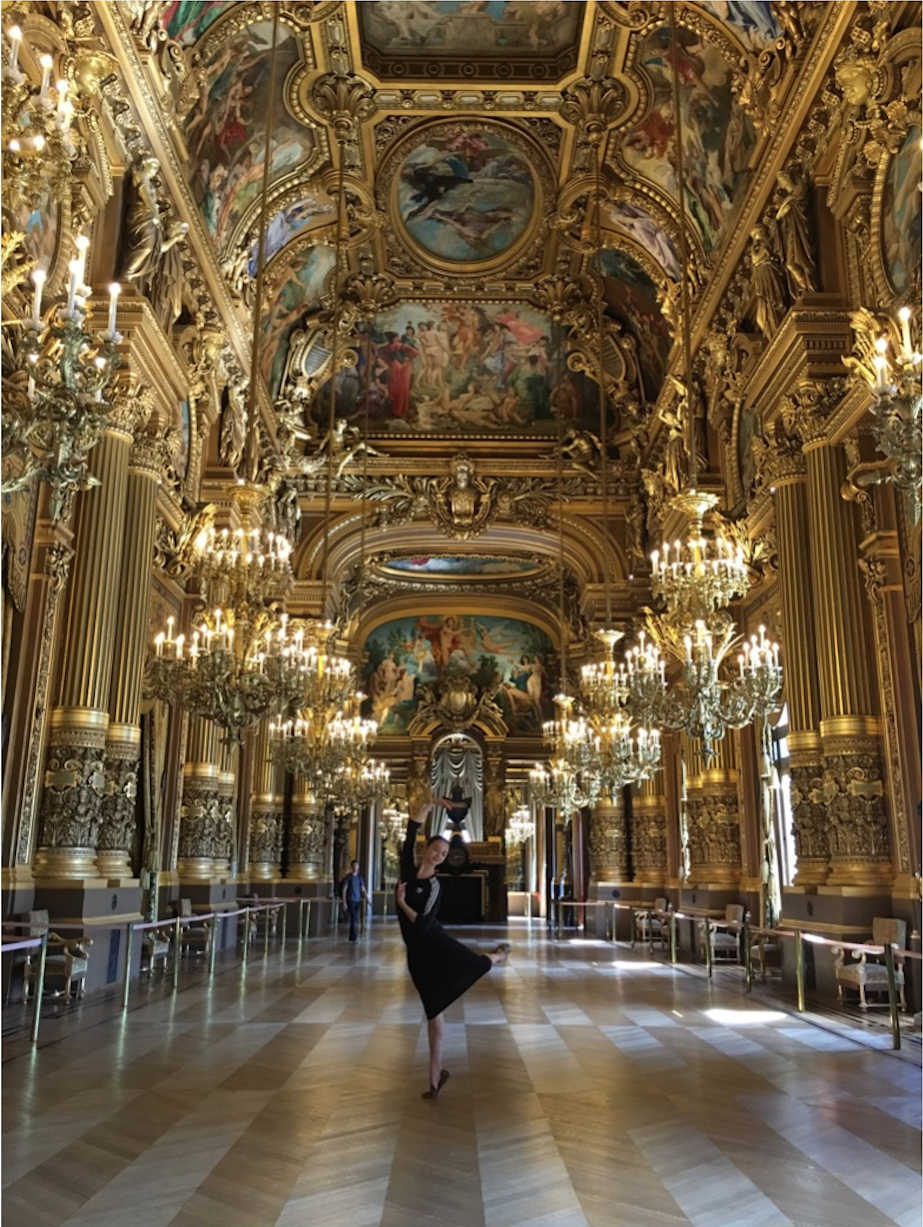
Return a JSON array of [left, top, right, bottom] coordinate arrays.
[[397, 819, 491, 1020]]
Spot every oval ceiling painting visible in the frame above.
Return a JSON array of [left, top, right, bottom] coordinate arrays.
[[382, 555, 543, 578], [394, 123, 537, 266]]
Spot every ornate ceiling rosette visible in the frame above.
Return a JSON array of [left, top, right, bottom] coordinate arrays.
[[375, 117, 556, 280]]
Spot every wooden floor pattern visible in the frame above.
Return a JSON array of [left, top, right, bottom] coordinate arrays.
[[3, 920, 921, 1227]]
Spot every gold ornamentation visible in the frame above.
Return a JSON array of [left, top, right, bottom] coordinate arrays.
[[588, 801, 628, 879], [408, 672, 507, 738]]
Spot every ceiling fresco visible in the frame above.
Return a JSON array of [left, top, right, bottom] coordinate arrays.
[[357, 1, 585, 82], [696, 1, 782, 51], [260, 243, 335, 398], [183, 18, 316, 253], [601, 248, 674, 405], [311, 302, 603, 435], [164, 0, 232, 47], [146, 1, 776, 440], [622, 24, 756, 254], [362, 613, 554, 735], [380, 556, 543, 578], [881, 122, 922, 295]]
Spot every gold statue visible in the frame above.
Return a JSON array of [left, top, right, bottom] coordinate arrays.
[[430, 453, 497, 539], [748, 224, 786, 339], [774, 166, 817, 298], [118, 155, 188, 287]]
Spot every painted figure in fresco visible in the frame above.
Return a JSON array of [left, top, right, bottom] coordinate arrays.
[[414, 616, 475, 673], [380, 331, 419, 417], [402, 156, 473, 221], [608, 201, 681, 280]]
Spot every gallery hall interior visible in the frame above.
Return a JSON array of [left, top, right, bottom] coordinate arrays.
[[1, 1, 920, 1225]]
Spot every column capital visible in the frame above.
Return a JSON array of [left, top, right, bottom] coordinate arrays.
[[780, 377, 850, 446]]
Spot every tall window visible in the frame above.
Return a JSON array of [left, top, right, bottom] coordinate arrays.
[[770, 705, 797, 886]]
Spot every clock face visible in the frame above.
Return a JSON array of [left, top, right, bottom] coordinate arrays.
[[446, 845, 469, 869]]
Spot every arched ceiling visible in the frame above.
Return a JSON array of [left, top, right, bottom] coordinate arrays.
[[163, 0, 768, 425]]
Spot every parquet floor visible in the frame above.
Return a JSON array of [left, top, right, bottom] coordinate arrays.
[[3, 920, 921, 1227]]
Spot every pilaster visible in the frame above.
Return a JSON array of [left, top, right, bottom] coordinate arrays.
[[248, 720, 284, 881], [632, 771, 667, 885]]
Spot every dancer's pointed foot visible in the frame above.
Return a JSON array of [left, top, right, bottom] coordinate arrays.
[[422, 1069, 450, 1099], [490, 942, 511, 965]]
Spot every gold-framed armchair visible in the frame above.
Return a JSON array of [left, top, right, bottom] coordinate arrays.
[[140, 926, 172, 975], [833, 917, 907, 1010], [22, 910, 93, 1003], [636, 898, 668, 948], [706, 904, 746, 963], [172, 899, 211, 957]]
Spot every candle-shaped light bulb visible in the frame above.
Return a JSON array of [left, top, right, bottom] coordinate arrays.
[[32, 133, 45, 151], [154, 632, 164, 655], [31, 267, 46, 322], [898, 305, 912, 357], [39, 52, 53, 98], [107, 282, 120, 334], [7, 25, 22, 73]]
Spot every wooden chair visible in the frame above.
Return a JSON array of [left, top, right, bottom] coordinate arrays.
[[140, 926, 172, 975], [636, 898, 668, 948], [171, 899, 210, 958], [834, 917, 907, 1010], [22, 910, 93, 1003]]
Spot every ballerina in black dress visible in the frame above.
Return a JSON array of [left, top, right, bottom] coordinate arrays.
[[396, 799, 510, 1099]]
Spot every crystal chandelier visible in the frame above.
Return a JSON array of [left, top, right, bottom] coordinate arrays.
[[327, 757, 391, 812], [381, 804, 408, 846], [621, 621, 782, 760], [3, 25, 79, 218], [650, 490, 749, 626], [531, 695, 602, 813], [270, 694, 378, 802], [506, 804, 533, 846], [2, 248, 123, 521]]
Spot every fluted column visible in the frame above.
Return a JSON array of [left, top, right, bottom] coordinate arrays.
[[286, 776, 327, 880], [98, 417, 161, 877], [588, 795, 628, 883], [687, 735, 742, 886], [248, 720, 284, 880], [34, 416, 133, 879], [632, 771, 667, 884], [176, 717, 234, 880], [803, 428, 891, 885], [762, 424, 828, 883]]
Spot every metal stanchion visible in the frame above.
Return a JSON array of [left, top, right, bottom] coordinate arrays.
[[304, 899, 312, 942], [669, 911, 677, 964], [263, 909, 270, 958], [884, 943, 902, 1050], [702, 921, 713, 979], [629, 908, 637, 948], [30, 934, 48, 1046], [280, 903, 287, 949], [172, 916, 182, 992], [743, 920, 752, 993], [242, 910, 251, 964], [122, 925, 134, 1011], [208, 917, 218, 979], [795, 931, 805, 1012], [555, 899, 562, 939]]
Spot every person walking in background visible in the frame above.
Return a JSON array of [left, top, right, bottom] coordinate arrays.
[[341, 860, 370, 943]]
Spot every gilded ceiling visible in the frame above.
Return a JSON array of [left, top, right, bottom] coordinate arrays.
[[160, 0, 777, 444]]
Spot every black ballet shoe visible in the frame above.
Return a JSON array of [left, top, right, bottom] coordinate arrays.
[[422, 1069, 450, 1099]]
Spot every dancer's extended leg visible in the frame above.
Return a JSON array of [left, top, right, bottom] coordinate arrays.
[[488, 942, 511, 966]]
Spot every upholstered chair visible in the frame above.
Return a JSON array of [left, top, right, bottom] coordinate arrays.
[[172, 898, 211, 957], [833, 917, 907, 1010], [636, 898, 669, 948], [22, 910, 93, 1002], [706, 904, 746, 962]]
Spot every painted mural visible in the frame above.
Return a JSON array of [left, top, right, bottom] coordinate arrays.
[[164, 1, 232, 47], [183, 20, 316, 252], [697, 1, 781, 50], [362, 613, 554, 735], [623, 26, 755, 253], [360, 1, 581, 56], [607, 200, 680, 280], [249, 192, 335, 274], [314, 302, 598, 434], [385, 555, 539, 576], [261, 244, 335, 398], [396, 126, 536, 264], [881, 123, 922, 295], [601, 248, 673, 404]]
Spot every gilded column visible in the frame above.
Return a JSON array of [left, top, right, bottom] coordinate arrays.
[[632, 771, 667, 884], [687, 735, 742, 886], [98, 409, 162, 878], [757, 421, 827, 883], [588, 795, 628, 883], [34, 412, 134, 879], [248, 720, 284, 881], [176, 717, 234, 880], [286, 776, 327, 880], [796, 385, 890, 886]]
